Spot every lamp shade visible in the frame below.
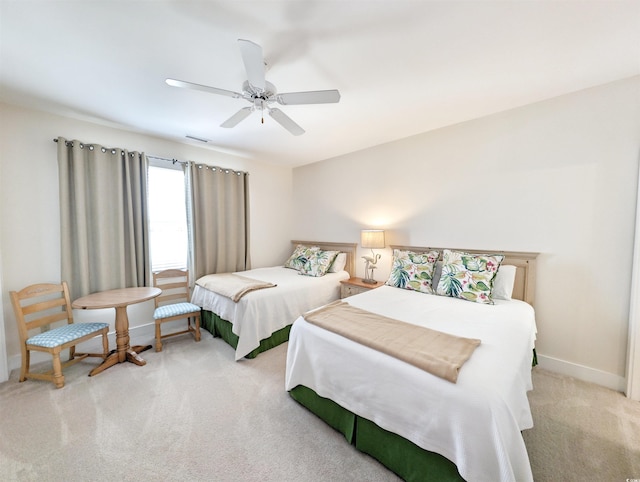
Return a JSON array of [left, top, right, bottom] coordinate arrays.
[[361, 229, 385, 249]]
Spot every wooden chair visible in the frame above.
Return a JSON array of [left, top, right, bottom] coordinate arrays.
[[10, 281, 110, 389], [152, 269, 201, 352]]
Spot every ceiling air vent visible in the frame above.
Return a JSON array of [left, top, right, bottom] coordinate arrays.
[[185, 135, 210, 143]]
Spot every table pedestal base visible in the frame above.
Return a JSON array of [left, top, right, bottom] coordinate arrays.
[[89, 304, 153, 377], [89, 344, 152, 377], [72, 287, 162, 379]]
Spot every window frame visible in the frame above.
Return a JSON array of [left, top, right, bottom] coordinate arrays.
[[147, 159, 190, 273]]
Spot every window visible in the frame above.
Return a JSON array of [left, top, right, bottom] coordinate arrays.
[[147, 162, 189, 271]]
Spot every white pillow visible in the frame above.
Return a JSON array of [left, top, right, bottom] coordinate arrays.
[[492, 265, 517, 300], [328, 252, 347, 273]]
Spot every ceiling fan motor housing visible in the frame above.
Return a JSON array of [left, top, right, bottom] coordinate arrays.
[[243, 80, 277, 100]]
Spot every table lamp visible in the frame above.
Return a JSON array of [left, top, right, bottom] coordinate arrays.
[[361, 229, 385, 284]]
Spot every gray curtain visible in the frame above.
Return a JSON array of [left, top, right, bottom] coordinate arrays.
[[57, 137, 150, 300], [190, 163, 250, 280]]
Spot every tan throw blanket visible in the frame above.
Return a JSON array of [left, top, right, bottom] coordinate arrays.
[[196, 273, 276, 302], [303, 301, 480, 383]]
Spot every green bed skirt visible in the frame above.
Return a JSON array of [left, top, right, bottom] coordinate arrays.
[[201, 310, 292, 359], [289, 385, 465, 482]]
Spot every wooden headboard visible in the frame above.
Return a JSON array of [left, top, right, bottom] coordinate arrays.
[[291, 240, 358, 278], [389, 245, 539, 306]]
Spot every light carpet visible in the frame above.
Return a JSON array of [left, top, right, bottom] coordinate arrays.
[[0, 333, 639, 481]]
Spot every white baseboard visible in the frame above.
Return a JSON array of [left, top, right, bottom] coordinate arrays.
[[536, 354, 627, 393], [8, 330, 628, 395], [7, 323, 158, 374]]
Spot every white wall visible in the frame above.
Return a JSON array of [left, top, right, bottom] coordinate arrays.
[[292, 76, 640, 391], [3, 78, 639, 390], [0, 102, 293, 376], [0, 204, 7, 382]]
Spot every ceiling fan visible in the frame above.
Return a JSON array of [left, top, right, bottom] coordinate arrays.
[[166, 39, 341, 136]]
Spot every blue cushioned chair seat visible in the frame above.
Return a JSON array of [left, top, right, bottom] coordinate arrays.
[[26, 322, 109, 348], [154, 302, 201, 320]]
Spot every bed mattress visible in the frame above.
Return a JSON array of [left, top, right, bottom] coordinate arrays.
[[285, 285, 537, 482], [192, 266, 349, 360]]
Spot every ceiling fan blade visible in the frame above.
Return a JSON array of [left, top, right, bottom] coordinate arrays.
[[166, 78, 241, 98], [277, 89, 341, 105], [268, 108, 305, 136], [221, 107, 253, 128], [238, 39, 266, 91]]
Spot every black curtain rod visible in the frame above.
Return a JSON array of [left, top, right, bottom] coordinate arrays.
[[147, 155, 187, 166], [53, 138, 249, 176], [54, 139, 182, 164], [145, 155, 248, 175]]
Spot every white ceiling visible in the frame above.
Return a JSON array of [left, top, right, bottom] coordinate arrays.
[[1, 1, 639, 167]]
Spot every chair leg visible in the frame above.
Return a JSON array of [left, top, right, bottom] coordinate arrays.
[[19, 346, 29, 382], [51, 352, 65, 389], [101, 332, 109, 358], [69, 345, 76, 361], [194, 315, 201, 342], [155, 321, 163, 352]]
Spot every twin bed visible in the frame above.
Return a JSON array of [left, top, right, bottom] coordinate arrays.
[[190, 240, 356, 360], [191, 240, 538, 481]]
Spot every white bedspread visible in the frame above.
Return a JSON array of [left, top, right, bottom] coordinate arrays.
[[285, 285, 537, 482], [191, 266, 349, 360]]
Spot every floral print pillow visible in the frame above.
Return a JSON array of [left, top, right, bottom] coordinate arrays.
[[436, 249, 504, 304], [385, 249, 440, 294], [299, 250, 340, 277], [284, 245, 319, 271]]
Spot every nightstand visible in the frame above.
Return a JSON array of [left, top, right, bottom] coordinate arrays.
[[340, 277, 383, 299]]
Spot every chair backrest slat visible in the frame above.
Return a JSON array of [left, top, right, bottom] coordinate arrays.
[[21, 297, 66, 315], [24, 311, 69, 331], [157, 281, 186, 291]]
